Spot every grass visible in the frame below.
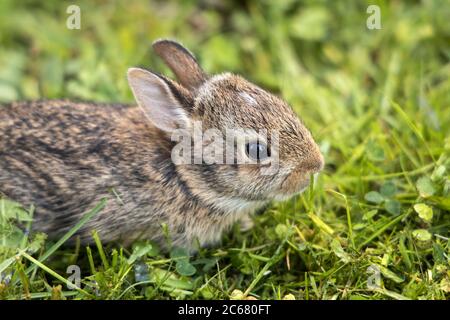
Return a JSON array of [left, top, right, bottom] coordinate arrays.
[[0, 0, 449, 300]]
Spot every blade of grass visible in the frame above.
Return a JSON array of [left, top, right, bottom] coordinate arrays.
[[86, 246, 97, 274], [24, 291, 79, 299], [357, 211, 410, 249], [308, 211, 334, 235], [337, 163, 434, 182], [327, 190, 355, 248], [20, 205, 34, 249], [92, 230, 109, 269], [391, 101, 436, 163]]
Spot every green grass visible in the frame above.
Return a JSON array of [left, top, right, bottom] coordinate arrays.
[[0, 0, 449, 300]]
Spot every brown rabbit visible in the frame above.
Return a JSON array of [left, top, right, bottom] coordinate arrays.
[[0, 39, 324, 251]]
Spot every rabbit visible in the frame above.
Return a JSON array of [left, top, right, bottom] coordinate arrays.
[[0, 39, 324, 251]]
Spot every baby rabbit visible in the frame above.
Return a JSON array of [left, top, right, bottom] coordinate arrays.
[[0, 39, 324, 250]]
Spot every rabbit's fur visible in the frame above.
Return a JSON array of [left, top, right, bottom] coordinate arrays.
[[0, 40, 324, 250]]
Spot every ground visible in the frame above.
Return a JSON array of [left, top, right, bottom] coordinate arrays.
[[0, 0, 449, 300]]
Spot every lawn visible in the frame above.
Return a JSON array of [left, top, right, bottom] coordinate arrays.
[[0, 0, 449, 300]]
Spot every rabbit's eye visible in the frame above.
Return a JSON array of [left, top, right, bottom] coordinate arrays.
[[246, 142, 270, 161]]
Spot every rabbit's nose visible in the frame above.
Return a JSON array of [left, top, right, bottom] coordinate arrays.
[[302, 152, 324, 174]]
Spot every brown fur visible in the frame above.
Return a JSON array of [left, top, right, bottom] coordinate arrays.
[[0, 40, 324, 251]]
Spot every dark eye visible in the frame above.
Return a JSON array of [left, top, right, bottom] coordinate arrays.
[[246, 141, 270, 161]]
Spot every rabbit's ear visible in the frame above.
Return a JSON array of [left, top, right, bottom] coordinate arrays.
[[152, 39, 207, 91], [127, 67, 191, 132]]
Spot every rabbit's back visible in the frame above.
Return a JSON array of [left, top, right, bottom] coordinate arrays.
[[0, 100, 177, 242]]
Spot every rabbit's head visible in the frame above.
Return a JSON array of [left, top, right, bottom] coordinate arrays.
[[127, 39, 324, 207]]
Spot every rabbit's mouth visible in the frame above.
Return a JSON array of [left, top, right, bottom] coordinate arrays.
[[279, 170, 311, 193], [262, 172, 311, 202]]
